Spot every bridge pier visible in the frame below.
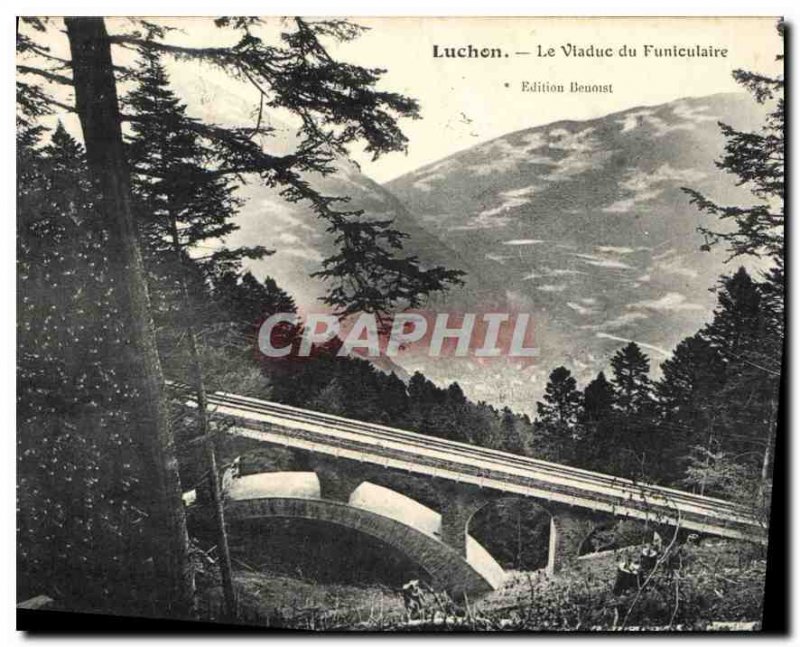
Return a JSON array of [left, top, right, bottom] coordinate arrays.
[[313, 460, 363, 503], [547, 508, 598, 575], [439, 485, 488, 557]]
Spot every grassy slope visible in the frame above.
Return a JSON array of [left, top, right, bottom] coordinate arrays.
[[196, 539, 765, 631]]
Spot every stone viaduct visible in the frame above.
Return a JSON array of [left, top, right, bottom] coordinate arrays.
[[176, 385, 764, 598]]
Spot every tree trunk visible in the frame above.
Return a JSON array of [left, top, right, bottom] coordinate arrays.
[[759, 433, 773, 498], [759, 398, 777, 503], [699, 418, 715, 497], [168, 219, 237, 619], [64, 17, 195, 616]]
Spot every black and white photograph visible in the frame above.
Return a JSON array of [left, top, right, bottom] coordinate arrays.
[[15, 13, 785, 632]]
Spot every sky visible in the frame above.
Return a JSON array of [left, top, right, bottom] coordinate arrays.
[[25, 16, 782, 183], [333, 17, 783, 181]]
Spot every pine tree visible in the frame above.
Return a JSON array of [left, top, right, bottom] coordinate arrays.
[[703, 269, 765, 358], [125, 48, 259, 617], [683, 21, 784, 265], [582, 371, 615, 420], [211, 271, 300, 347], [535, 367, 581, 463], [756, 265, 783, 498], [759, 264, 784, 368], [126, 47, 266, 291], [654, 334, 725, 486], [500, 406, 525, 455], [407, 371, 443, 437], [610, 342, 652, 414], [20, 16, 469, 613], [374, 372, 411, 426], [423, 381, 472, 443], [575, 371, 615, 471], [93, 17, 464, 326], [700, 269, 777, 493], [657, 335, 722, 414], [608, 343, 657, 480], [679, 23, 782, 509]]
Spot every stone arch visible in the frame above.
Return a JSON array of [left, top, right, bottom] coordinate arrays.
[[355, 467, 443, 513], [466, 495, 553, 572], [307, 455, 444, 511], [225, 497, 497, 597], [577, 521, 617, 556], [348, 481, 441, 538], [217, 438, 302, 475], [467, 497, 604, 575], [343, 480, 505, 590], [577, 518, 672, 557]]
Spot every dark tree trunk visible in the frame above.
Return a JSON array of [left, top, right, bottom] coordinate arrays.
[[759, 398, 776, 504], [64, 17, 195, 616], [168, 219, 237, 619]]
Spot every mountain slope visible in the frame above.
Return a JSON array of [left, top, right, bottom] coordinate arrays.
[[385, 93, 768, 409], [227, 158, 506, 316]]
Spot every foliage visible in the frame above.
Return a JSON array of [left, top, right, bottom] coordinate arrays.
[[17, 124, 154, 612], [469, 500, 550, 571], [683, 21, 784, 264], [433, 542, 763, 631], [126, 48, 267, 287], [17, 15, 466, 613], [682, 446, 754, 499], [574, 372, 615, 471], [535, 367, 581, 463], [279, 541, 766, 631], [111, 17, 465, 325], [610, 342, 653, 415]]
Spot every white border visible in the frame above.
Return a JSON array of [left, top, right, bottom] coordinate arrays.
[[5, 2, 796, 644], [4, 0, 798, 16]]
